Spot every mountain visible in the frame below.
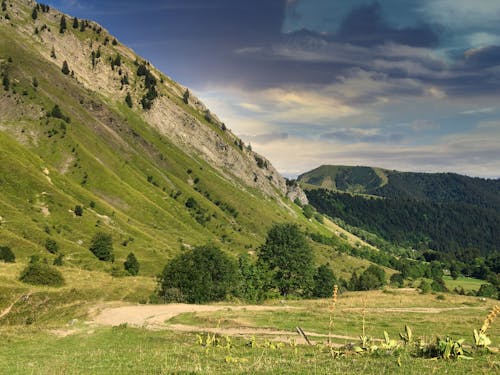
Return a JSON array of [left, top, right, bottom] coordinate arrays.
[[299, 165, 500, 257], [0, 0, 327, 276]]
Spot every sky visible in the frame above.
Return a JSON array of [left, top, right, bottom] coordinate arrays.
[[46, 0, 500, 178]]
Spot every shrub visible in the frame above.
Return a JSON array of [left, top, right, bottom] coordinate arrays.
[[302, 204, 315, 219], [53, 253, 64, 266], [74, 205, 83, 216], [19, 261, 65, 286], [89, 232, 114, 261], [419, 279, 432, 294], [44, 238, 59, 254], [124, 252, 139, 276], [0, 246, 15, 263], [390, 273, 404, 287], [158, 244, 238, 303]]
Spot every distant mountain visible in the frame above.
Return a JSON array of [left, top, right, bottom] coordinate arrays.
[[299, 165, 500, 257], [299, 165, 500, 210]]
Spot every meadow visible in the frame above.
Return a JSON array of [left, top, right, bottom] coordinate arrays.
[[1, 282, 498, 374]]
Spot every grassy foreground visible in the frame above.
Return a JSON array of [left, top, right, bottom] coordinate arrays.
[[0, 289, 498, 374]]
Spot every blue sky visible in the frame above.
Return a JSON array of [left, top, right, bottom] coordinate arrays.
[[47, 0, 500, 178]]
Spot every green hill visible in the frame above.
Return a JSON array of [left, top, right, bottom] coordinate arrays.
[[299, 165, 500, 209]]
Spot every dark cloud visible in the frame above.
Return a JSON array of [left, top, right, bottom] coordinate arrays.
[[336, 3, 439, 47]]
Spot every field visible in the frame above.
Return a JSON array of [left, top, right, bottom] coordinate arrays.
[[1, 282, 498, 374], [443, 276, 488, 292]]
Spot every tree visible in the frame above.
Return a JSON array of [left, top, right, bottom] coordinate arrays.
[[72, 17, 78, 29], [236, 254, 272, 303], [302, 204, 315, 219], [89, 232, 114, 261], [2, 74, 9, 91], [0, 246, 15, 263], [183, 89, 190, 104], [258, 223, 315, 296], [124, 252, 139, 276], [158, 244, 238, 303], [390, 272, 404, 287], [313, 264, 336, 298], [45, 238, 59, 254], [51, 46, 56, 59], [61, 60, 70, 75], [125, 92, 133, 108], [31, 7, 38, 20], [59, 15, 67, 34], [74, 205, 83, 216], [351, 265, 386, 291]]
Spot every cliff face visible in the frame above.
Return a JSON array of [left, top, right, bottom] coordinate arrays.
[[12, 0, 289, 198]]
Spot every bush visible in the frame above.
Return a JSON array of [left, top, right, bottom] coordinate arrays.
[[74, 205, 83, 216], [158, 244, 238, 303], [124, 252, 139, 276], [89, 232, 114, 261], [53, 253, 64, 266], [19, 261, 65, 286], [302, 204, 315, 219], [0, 246, 15, 263], [390, 273, 404, 287], [44, 238, 59, 254]]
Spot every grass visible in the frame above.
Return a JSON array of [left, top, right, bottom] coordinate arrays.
[[0, 289, 498, 374], [444, 276, 488, 292]]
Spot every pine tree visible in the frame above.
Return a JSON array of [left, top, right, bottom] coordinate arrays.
[[61, 60, 70, 75], [31, 7, 38, 20], [125, 92, 133, 108], [59, 15, 67, 34], [124, 253, 139, 275], [72, 17, 78, 29], [183, 89, 189, 104], [50, 46, 56, 59]]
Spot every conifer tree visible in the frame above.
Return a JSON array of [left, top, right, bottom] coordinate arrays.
[[61, 60, 70, 75], [72, 17, 78, 29], [31, 7, 38, 20], [59, 15, 67, 34], [125, 92, 133, 108]]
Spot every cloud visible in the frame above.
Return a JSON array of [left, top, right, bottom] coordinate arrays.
[[321, 127, 406, 143], [242, 132, 289, 144], [460, 107, 495, 115]]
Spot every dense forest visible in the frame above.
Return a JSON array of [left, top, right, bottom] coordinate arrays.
[[306, 189, 500, 256]]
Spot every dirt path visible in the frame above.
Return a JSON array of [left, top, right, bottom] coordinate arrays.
[[0, 291, 32, 320], [92, 303, 357, 345], [93, 303, 292, 327]]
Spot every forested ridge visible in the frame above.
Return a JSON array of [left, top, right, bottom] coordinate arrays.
[[306, 189, 500, 256]]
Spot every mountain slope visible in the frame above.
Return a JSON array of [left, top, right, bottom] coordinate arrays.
[[1, 0, 328, 276]]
